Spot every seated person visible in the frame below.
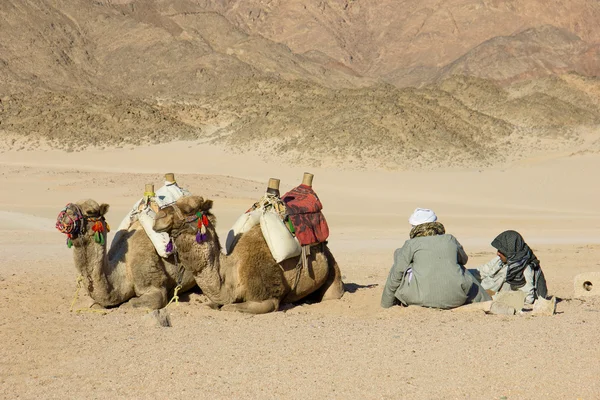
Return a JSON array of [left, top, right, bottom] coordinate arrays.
[[473, 230, 548, 305], [381, 208, 491, 309]]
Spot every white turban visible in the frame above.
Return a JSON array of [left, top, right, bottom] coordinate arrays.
[[408, 208, 437, 226]]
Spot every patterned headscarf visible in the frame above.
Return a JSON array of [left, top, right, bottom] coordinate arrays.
[[491, 230, 547, 298], [410, 222, 445, 239], [491, 230, 532, 262]]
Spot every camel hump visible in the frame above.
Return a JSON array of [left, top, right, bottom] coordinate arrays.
[[232, 225, 271, 258]]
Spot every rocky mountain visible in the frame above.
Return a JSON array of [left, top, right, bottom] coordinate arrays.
[[1, 0, 599, 169]]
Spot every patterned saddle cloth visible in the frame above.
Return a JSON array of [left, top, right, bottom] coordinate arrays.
[[282, 184, 329, 246]]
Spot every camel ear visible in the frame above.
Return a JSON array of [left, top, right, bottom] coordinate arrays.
[[99, 203, 110, 216], [200, 199, 213, 213]]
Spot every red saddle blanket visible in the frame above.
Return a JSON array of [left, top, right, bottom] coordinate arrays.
[[282, 184, 329, 246]]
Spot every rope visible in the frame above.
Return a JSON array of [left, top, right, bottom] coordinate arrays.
[[69, 275, 84, 312], [165, 252, 185, 308], [57, 203, 109, 247], [69, 275, 107, 314], [291, 243, 323, 292], [290, 251, 306, 293], [56, 203, 85, 236], [250, 193, 287, 218], [292, 264, 303, 292], [165, 285, 182, 308]]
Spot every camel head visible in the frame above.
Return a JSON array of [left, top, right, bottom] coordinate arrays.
[[153, 196, 215, 238], [56, 200, 110, 247]]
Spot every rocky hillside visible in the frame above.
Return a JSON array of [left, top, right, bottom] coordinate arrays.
[[1, 0, 599, 169], [202, 0, 600, 86]]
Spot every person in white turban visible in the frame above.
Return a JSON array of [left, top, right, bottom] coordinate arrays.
[[381, 208, 490, 309], [408, 208, 437, 227]]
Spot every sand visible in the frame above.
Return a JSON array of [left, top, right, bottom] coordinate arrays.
[[1, 143, 600, 399]]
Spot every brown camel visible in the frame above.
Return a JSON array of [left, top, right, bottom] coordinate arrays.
[[56, 199, 196, 309], [152, 196, 345, 313]]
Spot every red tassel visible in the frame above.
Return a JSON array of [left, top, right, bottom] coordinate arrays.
[[202, 214, 209, 226], [92, 221, 104, 233]]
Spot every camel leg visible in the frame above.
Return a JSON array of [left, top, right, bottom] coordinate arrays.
[[128, 287, 168, 309], [220, 298, 280, 314], [312, 249, 345, 302]]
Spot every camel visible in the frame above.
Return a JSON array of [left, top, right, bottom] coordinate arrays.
[[55, 199, 196, 309], [152, 195, 345, 313]]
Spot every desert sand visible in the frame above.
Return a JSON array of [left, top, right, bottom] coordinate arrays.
[[2, 0, 600, 398], [1, 143, 599, 399]]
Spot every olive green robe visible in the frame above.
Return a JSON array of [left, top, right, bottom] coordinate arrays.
[[381, 234, 491, 309]]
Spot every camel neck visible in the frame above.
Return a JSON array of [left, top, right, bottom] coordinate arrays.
[[175, 231, 234, 305], [71, 235, 130, 307]]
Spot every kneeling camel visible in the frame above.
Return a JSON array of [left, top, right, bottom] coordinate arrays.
[[56, 200, 196, 309], [152, 196, 344, 313]]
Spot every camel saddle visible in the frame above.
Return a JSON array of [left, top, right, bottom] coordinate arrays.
[[282, 184, 329, 246]]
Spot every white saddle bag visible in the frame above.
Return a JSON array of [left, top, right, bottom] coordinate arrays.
[[225, 209, 261, 254], [260, 211, 301, 263]]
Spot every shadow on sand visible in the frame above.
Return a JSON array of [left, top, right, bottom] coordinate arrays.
[[344, 282, 379, 293]]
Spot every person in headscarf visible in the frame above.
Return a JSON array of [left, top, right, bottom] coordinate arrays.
[[474, 230, 548, 305], [381, 208, 491, 309]]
